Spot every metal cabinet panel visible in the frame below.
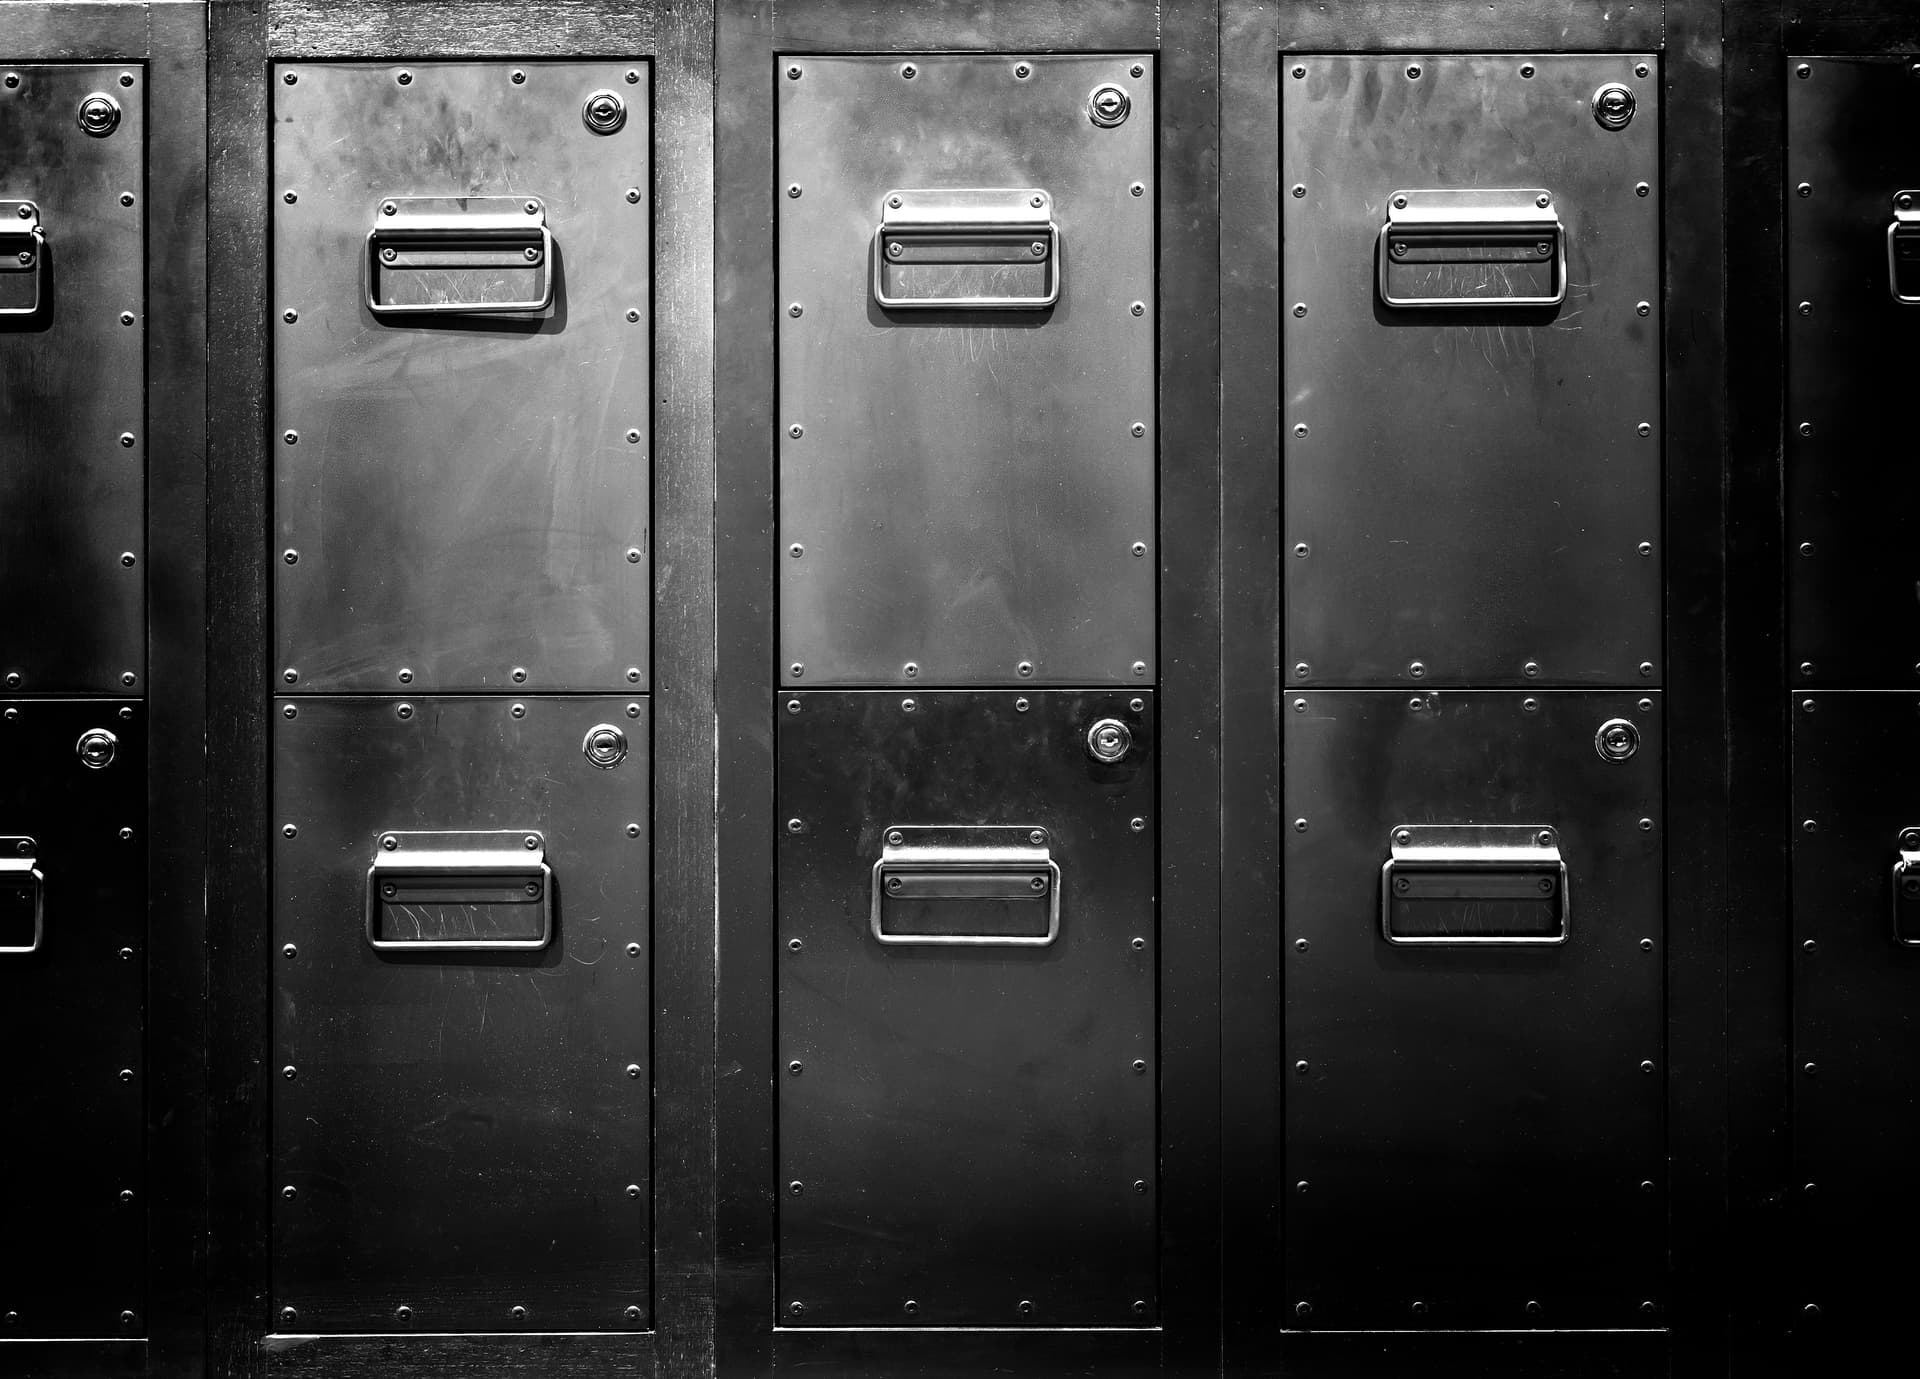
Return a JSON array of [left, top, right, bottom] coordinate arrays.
[[778, 55, 1156, 688], [272, 696, 650, 1333], [0, 699, 145, 1336], [1283, 55, 1661, 687], [1284, 690, 1664, 1329], [273, 62, 651, 693], [1790, 691, 1920, 1330], [1787, 57, 1920, 685], [0, 65, 144, 693], [777, 691, 1155, 1326]]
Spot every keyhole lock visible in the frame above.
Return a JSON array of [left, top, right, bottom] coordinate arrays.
[[77, 92, 121, 138], [1594, 717, 1640, 762], [1592, 83, 1636, 130], [1088, 83, 1131, 128], [582, 723, 629, 769], [582, 89, 627, 135], [75, 728, 118, 770], [1086, 717, 1133, 764]]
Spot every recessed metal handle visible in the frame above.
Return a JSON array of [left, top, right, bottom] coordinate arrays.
[[870, 825, 1061, 947], [365, 829, 553, 951], [1888, 192, 1920, 305], [1892, 829, 1920, 944], [1377, 188, 1567, 309], [365, 196, 554, 316], [1381, 824, 1569, 945], [872, 188, 1060, 310], [0, 201, 48, 320], [1, 838, 45, 956]]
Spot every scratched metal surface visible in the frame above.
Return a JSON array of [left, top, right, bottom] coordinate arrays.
[[1285, 689, 1664, 1329], [778, 54, 1156, 687], [271, 696, 651, 1332], [272, 62, 652, 693], [0, 64, 145, 693], [777, 691, 1156, 1326], [0, 699, 146, 1336], [1283, 55, 1662, 687]]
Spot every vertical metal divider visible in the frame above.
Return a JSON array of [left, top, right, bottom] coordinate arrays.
[[716, 3, 1220, 1377], [207, 4, 712, 1376]]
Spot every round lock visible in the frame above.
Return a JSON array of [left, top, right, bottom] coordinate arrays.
[[1592, 82, 1636, 130], [1086, 717, 1132, 764], [76, 728, 118, 770], [582, 723, 629, 769], [77, 92, 121, 138], [582, 89, 627, 135], [1088, 83, 1131, 128], [1594, 717, 1640, 762]]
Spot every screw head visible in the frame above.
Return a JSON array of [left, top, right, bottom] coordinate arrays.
[[1799, 182, 1813, 198], [1520, 63, 1535, 78], [1406, 64, 1422, 79], [1014, 63, 1031, 79], [900, 64, 917, 79], [396, 70, 412, 85]]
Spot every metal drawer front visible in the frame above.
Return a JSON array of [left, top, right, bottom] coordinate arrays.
[[0, 700, 145, 1335], [777, 691, 1155, 1326], [272, 62, 652, 693], [272, 696, 650, 1333], [778, 55, 1156, 687], [1283, 55, 1661, 687], [1284, 690, 1664, 1330], [0, 67, 145, 693]]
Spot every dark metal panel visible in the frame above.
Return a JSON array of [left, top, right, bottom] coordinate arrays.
[[271, 696, 650, 1334], [261, 1333, 654, 1377], [769, 1, 1163, 50], [0, 698, 146, 1337], [1284, 690, 1665, 1331], [1785, 55, 1920, 686], [1277, 1331, 1666, 1379], [0, 62, 145, 694], [777, 690, 1155, 1327], [272, 60, 652, 694], [1279, 1, 1664, 52], [1283, 53, 1663, 688], [777, 54, 1156, 688], [770, 1330, 1162, 1378], [1789, 690, 1920, 1342]]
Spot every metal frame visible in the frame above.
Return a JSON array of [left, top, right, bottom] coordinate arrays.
[[1220, 0, 1728, 1373], [206, 3, 713, 1376], [868, 825, 1062, 947], [715, 3, 1220, 1377], [1, 6, 207, 1379], [1378, 823, 1570, 946]]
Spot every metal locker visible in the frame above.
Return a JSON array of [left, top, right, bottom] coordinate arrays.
[[777, 54, 1156, 687], [0, 699, 145, 1335], [272, 696, 650, 1332], [272, 61, 652, 693], [1283, 55, 1662, 687], [776, 691, 1156, 1326], [1786, 57, 1920, 686], [1790, 692, 1920, 1331], [0, 64, 145, 693], [1284, 690, 1664, 1329]]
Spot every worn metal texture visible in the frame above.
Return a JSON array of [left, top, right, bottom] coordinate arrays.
[[777, 690, 1155, 1327], [273, 61, 651, 693], [1285, 690, 1665, 1330], [1284, 54, 1662, 688], [0, 63, 144, 694], [272, 696, 650, 1333], [1789, 691, 1920, 1343], [778, 54, 1156, 687], [0, 698, 146, 1337], [1785, 55, 1920, 686]]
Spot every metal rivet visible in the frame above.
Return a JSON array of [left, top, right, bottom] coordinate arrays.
[[121, 552, 136, 567], [1292, 183, 1307, 199], [1294, 938, 1309, 953], [788, 1060, 803, 1075], [3, 74, 17, 89], [1641, 1059, 1656, 1073], [1408, 661, 1426, 678], [1520, 63, 1535, 78], [788, 938, 803, 952], [396, 70, 412, 85], [1523, 697, 1539, 713], [283, 705, 297, 719], [1014, 63, 1031, 79], [1132, 541, 1148, 557], [1132, 936, 1146, 951], [511, 69, 526, 84], [1523, 661, 1540, 678], [626, 428, 643, 445], [1537, 193, 1552, 208], [1132, 1059, 1147, 1074], [787, 184, 802, 199], [1406, 64, 1422, 80], [1131, 182, 1145, 198], [901, 698, 916, 713], [1131, 301, 1146, 316], [887, 830, 904, 846], [281, 1185, 298, 1200], [119, 429, 135, 447], [1131, 817, 1146, 833], [281, 1307, 297, 1324], [1128, 697, 1145, 712], [1796, 63, 1812, 79], [1293, 303, 1308, 318], [626, 308, 641, 323], [397, 668, 413, 684], [1131, 421, 1147, 437], [1014, 661, 1031, 678], [396, 703, 413, 720], [1293, 819, 1308, 833], [120, 311, 135, 325], [786, 65, 802, 80], [1636, 300, 1651, 317], [511, 1305, 527, 1320], [1799, 541, 1816, 557], [788, 424, 803, 439], [283, 943, 298, 958], [790, 663, 805, 678], [625, 1064, 641, 1079], [281, 1065, 296, 1080], [283, 548, 298, 565], [787, 818, 805, 834], [788, 303, 804, 318], [511, 703, 526, 719], [1132, 661, 1147, 677], [907, 661, 924, 678], [1637, 422, 1652, 437], [1296, 1301, 1313, 1318], [1292, 65, 1307, 79], [1015, 697, 1030, 712], [1636, 182, 1651, 197], [1639, 818, 1655, 832], [1018, 1300, 1034, 1316], [1413, 1301, 1429, 1316], [1638, 541, 1654, 557], [1798, 182, 1812, 198], [900, 64, 916, 79], [1640, 662, 1655, 677]]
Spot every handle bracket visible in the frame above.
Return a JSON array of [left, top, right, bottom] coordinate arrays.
[[365, 829, 553, 951], [870, 825, 1061, 947], [1381, 823, 1568, 946], [365, 196, 553, 316], [1377, 188, 1566, 308], [0, 201, 48, 319], [1, 837, 45, 955], [1888, 193, 1920, 305], [872, 188, 1060, 310]]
